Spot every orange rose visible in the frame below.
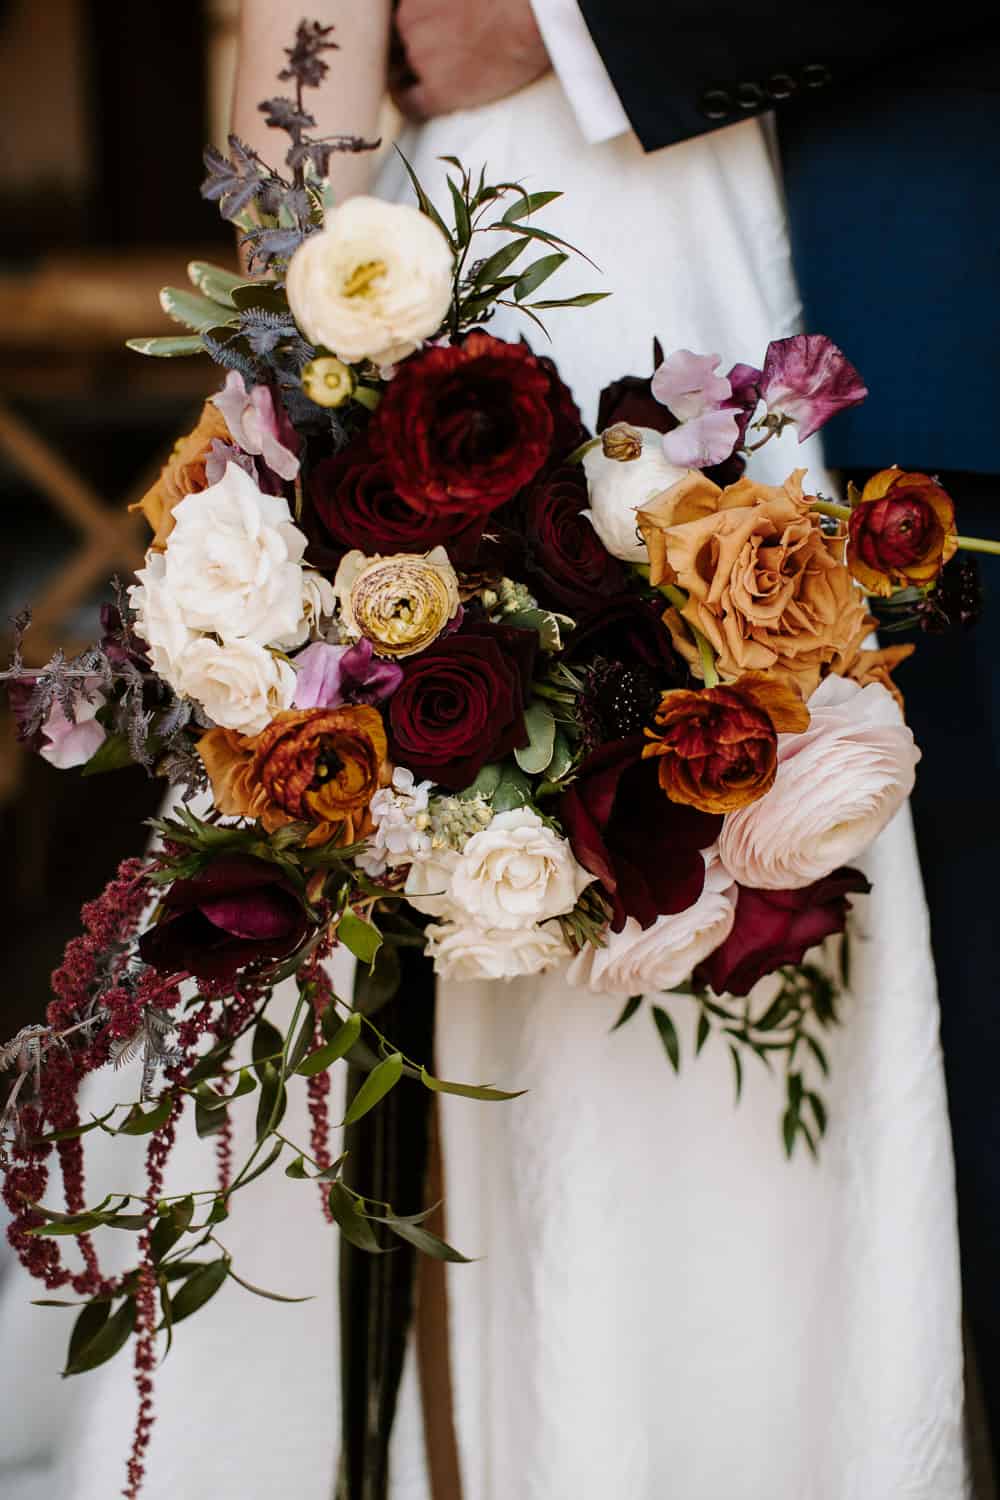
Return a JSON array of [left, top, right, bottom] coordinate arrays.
[[840, 641, 915, 713], [198, 705, 389, 848], [638, 469, 871, 699], [847, 468, 957, 597], [132, 400, 231, 551], [643, 673, 809, 814]]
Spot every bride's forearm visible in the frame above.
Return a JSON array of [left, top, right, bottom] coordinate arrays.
[[232, 1, 391, 202]]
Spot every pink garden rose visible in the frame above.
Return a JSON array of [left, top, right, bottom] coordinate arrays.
[[717, 675, 919, 889]]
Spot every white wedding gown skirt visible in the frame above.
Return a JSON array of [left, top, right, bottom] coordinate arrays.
[[0, 74, 966, 1500]]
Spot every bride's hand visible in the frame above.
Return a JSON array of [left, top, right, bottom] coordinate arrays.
[[392, 0, 551, 120]]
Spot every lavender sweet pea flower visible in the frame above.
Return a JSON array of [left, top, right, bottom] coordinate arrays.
[[294, 638, 403, 710], [662, 408, 741, 467], [651, 349, 732, 421], [211, 371, 301, 482], [38, 679, 108, 770], [759, 335, 868, 441]]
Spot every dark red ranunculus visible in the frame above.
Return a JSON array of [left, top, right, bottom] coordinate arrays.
[[560, 736, 721, 931], [369, 332, 554, 516], [522, 464, 625, 611], [695, 867, 871, 998], [534, 350, 588, 464], [309, 439, 485, 566], [566, 594, 686, 680], [138, 855, 310, 983], [388, 620, 537, 789]]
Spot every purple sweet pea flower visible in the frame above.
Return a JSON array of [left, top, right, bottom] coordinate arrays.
[[723, 362, 762, 445], [203, 438, 258, 488], [759, 335, 868, 442], [294, 638, 403, 710], [662, 408, 741, 468], [211, 371, 301, 482], [651, 349, 732, 421]]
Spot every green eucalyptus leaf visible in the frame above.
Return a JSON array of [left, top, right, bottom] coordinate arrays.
[[530, 292, 611, 310], [252, 1018, 284, 1080], [187, 260, 247, 307], [234, 1140, 284, 1192], [115, 1096, 173, 1136], [474, 235, 531, 285], [610, 995, 643, 1033], [372, 1215, 472, 1263], [63, 1298, 135, 1376], [502, 608, 573, 652], [446, 176, 472, 245], [501, 189, 562, 223], [326, 1183, 387, 1253], [456, 762, 503, 801], [126, 334, 205, 358], [419, 1066, 523, 1102], [513, 252, 568, 303], [295, 1013, 363, 1076], [226, 1265, 313, 1304], [230, 281, 290, 313], [343, 1052, 403, 1127], [695, 1012, 711, 1056], [491, 765, 533, 813], [394, 147, 453, 246], [546, 732, 576, 783], [160, 286, 237, 332], [513, 703, 556, 774], [81, 733, 135, 776], [651, 1005, 681, 1073], [150, 1196, 195, 1262], [338, 908, 383, 966], [353, 940, 402, 1016], [729, 1044, 744, 1103], [167, 1258, 230, 1325], [255, 1061, 287, 1142]]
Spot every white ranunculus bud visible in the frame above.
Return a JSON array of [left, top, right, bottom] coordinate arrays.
[[425, 920, 569, 982], [128, 552, 196, 683], [449, 808, 593, 930], [285, 197, 454, 367], [718, 675, 920, 889], [162, 462, 308, 647], [582, 426, 686, 561], [566, 853, 737, 995], [173, 637, 296, 736]]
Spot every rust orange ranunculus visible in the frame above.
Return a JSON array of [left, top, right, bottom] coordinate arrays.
[[132, 400, 231, 551], [642, 673, 809, 815], [847, 468, 957, 597], [198, 705, 388, 848]]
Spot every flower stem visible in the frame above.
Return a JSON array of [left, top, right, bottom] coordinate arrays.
[[565, 436, 601, 465], [954, 534, 1000, 556], [658, 583, 719, 689], [810, 500, 851, 522]]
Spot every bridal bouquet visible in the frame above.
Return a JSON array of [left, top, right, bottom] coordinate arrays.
[[1, 20, 993, 1497]]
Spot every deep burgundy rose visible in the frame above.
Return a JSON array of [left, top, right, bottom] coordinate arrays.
[[309, 439, 485, 565], [522, 464, 625, 611], [388, 620, 537, 789], [560, 735, 721, 931], [368, 332, 554, 516], [695, 867, 871, 998], [138, 855, 310, 982]]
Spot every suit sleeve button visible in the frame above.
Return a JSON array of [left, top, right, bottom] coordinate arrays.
[[735, 81, 765, 109], [766, 71, 798, 101], [698, 87, 732, 120], [801, 62, 832, 88]]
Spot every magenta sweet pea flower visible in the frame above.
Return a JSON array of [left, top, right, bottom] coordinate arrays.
[[651, 349, 732, 421], [759, 335, 867, 442], [294, 638, 403, 710], [212, 370, 301, 482]]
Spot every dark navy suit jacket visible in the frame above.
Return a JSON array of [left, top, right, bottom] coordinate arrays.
[[576, 2, 1000, 473]]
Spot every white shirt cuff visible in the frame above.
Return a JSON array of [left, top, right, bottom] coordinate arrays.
[[529, 0, 631, 145]]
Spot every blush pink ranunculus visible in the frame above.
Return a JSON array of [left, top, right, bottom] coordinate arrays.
[[717, 675, 919, 889]]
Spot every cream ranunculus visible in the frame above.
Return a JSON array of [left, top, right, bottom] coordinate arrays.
[[173, 637, 296, 736], [425, 919, 569, 982], [582, 426, 687, 561], [285, 197, 454, 366], [450, 808, 593, 930], [718, 675, 920, 889], [128, 551, 196, 684], [334, 546, 460, 658], [162, 462, 308, 646], [566, 853, 737, 994]]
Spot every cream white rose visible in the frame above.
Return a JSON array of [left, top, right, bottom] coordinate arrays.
[[404, 848, 461, 920], [566, 853, 737, 994], [128, 552, 196, 683], [583, 427, 686, 561], [426, 919, 568, 982], [718, 676, 920, 889], [285, 197, 454, 366], [173, 637, 296, 736], [450, 808, 593, 930], [274, 570, 337, 652], [163, 462, 308, 646]]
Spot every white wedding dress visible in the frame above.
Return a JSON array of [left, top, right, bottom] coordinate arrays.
[[0, 74, 967, 1500]]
